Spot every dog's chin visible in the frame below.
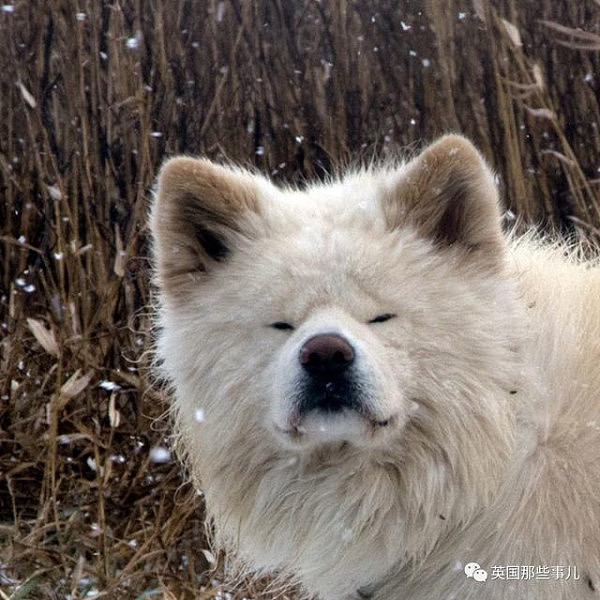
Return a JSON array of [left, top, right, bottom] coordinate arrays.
[[274, 408, 395, 448]]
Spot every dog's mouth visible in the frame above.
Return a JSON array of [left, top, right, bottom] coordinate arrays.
[[273, 367, 402, 445], [275, 409, 396, 443]]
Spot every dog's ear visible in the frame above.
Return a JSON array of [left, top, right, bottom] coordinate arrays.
[[150, 157, 260, 296], [383, 135, 504, 265]]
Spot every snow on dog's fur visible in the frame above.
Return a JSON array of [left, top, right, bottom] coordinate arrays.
[[150, 135, 600, 599]]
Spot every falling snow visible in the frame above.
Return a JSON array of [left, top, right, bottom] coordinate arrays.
[[149, 446, 171, 463], [99, 381, 121, 392], [125, 32, 141, 50]]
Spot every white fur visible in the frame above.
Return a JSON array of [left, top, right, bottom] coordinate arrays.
[[152, 143, 600, 599]]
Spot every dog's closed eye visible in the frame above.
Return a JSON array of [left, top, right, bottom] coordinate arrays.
[[270, 321, 295, 331], [368, 313, 396, 324]]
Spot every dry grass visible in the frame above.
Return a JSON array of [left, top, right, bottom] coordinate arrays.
[[1, 1, 599, 599]]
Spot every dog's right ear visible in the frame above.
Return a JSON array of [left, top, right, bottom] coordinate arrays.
[[150, 157, 261, 297]]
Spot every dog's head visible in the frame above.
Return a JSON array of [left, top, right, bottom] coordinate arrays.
[[152, 135, 518, 450], [150, 136, 524, 592]]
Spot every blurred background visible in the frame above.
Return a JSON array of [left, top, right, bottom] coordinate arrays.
[[1, 1, 599, 598]]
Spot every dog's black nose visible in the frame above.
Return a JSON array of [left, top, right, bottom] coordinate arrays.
[[299, 334, 355, 378]]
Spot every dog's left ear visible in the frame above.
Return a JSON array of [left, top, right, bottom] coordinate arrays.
[[383, 135, 504, 265]]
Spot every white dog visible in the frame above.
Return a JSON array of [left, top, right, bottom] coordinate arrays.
[[150, 135, 600, 599]]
